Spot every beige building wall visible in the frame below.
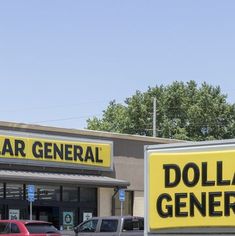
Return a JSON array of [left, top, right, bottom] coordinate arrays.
[[97, 187, 114, 216], [114, 156, 144, 190], [133, 190, 144, 217]]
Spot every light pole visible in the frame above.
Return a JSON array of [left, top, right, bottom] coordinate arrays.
[[153, 97, 157, 137]]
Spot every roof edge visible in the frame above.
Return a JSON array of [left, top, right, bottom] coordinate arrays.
[[0, 121, 181, 144]]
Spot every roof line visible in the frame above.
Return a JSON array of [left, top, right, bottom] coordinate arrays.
[[0, 121, 181, 143]]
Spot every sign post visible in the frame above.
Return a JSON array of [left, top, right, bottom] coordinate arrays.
[[27, 185, 35, 220], [119, 189, 125, 216]]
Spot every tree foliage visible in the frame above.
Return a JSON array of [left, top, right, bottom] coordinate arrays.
[[86, 81, 235, 141]]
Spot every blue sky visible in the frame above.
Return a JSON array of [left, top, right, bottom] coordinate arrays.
[[0, 0, 235, 129]]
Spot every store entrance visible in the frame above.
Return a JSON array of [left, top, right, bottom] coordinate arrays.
[[32, 206, 60, 229]]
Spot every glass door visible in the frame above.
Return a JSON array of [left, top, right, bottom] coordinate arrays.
[[32, 206, 60, 229]]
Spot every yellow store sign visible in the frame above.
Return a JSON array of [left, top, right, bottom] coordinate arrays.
[[145, 142, 235, 233], [0, 135, 112, 170]]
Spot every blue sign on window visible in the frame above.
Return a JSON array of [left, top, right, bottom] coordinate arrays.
[[27, 185, 35, 202], [119, 189, 125, 202]]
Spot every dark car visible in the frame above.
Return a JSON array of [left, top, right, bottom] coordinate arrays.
[[0, 220, 60, 236]]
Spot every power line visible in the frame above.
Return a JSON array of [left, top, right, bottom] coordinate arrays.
[[0, 100, 111, 113], [0, 102, 232, 114], [30, 114, 103, 124]]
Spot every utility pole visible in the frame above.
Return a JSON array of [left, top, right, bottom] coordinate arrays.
[[153, 97, 157, 137]]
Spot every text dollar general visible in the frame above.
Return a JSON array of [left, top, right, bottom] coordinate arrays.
[[0, 135, 111, 169], [148, 150, 235, 229]]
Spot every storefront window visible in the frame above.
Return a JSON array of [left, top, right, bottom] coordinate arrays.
[[80, 187, 97, 203], [0, 184, 3, 199], [62, 187, 78, 202], [6, 184, 24, 200], [27, 185, 60, 201], [0, 205, 4, 219]]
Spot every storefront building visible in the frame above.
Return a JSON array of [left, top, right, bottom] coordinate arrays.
[[0, 121, 180, 229]]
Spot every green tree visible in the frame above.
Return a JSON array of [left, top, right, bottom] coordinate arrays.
[[87, 100, 129, 133], [86, 81, 235, 141]]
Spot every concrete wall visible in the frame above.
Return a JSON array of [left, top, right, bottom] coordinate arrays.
[[133, 190, 144, 217], [97, 187, 114, 216], [113, 156, 144, 190]]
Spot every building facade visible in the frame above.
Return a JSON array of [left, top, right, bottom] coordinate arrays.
[[0, 121, 180, 229]]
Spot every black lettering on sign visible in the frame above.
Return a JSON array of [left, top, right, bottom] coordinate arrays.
[[157, 158, 235, 220], [156, 193, 173, 218], [164, 161, 233, 188], [74, 145, 83, 162], [182, 163, 200, 187], [84, 146, 95, 162], [163, 164, 181, 188], [53, 143, 64, 160], [224, 191, 235, 216], [208, 192, 222, 217], [44, 142, 53, 159], [65, 144, 73, 161], [201, 162, 215, 186], [95, 147, 103, 163], [232, 173, 235, 185], [175, 193, 188, 217], [32, 141, 43, 158], [2, 139, 14, 156], [189, 192, 206, 217], [217, 161, 230, 186], [15, 139, 26, 157], [156, 192, 226, 218]]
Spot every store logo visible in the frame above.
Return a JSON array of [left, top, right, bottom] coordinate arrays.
[[0, 135, 112, 170], [147, 149, 235, 230]]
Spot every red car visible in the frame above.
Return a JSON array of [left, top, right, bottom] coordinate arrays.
[[0, 220, 60, 236]]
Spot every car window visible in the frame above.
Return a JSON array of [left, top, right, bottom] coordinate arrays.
[[25, 223, 58, 234], [0, 223, 9, 234], [10, 223, 20, 234], [123, 218, 144, 231], [100, 219, 118, 232], [138, 218, 144, 230], [79, 220, 98, 233]]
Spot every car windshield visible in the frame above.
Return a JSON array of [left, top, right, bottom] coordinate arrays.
[[25, 223, 59, 234]]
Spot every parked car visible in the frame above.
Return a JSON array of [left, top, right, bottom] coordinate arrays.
[[0, 220, 60, 236], [74, 216, 144, 236]]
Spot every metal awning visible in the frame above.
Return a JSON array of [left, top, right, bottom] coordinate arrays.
[[0, 170, 129, 188]]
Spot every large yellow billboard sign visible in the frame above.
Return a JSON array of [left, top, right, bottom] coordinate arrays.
[[148, 148, 235, 231], [0, 135, 112, 170]]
